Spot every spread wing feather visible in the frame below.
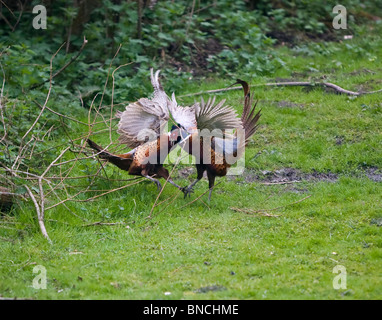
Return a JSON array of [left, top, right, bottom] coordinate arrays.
[[194, 97, 243, 132], [167, 93, 197, 133], [116, 69, 169, 148]]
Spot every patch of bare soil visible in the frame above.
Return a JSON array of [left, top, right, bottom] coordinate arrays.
[[364, 167, 382, 182], [177, 167, 381, 184], [244, 167, 338, 184]]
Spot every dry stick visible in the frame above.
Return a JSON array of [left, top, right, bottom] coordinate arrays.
[[30, 36, 88, 90], [16, 42, 64, 167], [45, 152, 107, 210], [11, 0, 24, 32], [173, 0, 196, 56], [178, 183, 222, 210], [0, 11, 13, 30], [5, 44, 66, 242], [54, 145, 106, 196], [0, 191, 27, 200], [32, 100, 89, 126], [82, 221, 125, 227], [73, 179, 143, 203], [39, 147, 71, 192], [45, 182, 88, 222], [154, 190, 183, 216], [45, 166, 105, 210], [0, 0, 16, 18], [96, 44, 122, 122], [45, 173, 140, 211], [185, 0, 196, 38], [0, 63, 7, 145], [147, 144, 191, 219], [179, 82, 382, 98], [110, 62, 133, 143], [34, 147, 71, 241], [80, 47, 124, 182], [30, 174, 139, 182], [24, 184, 51, 243], [154, 192, 180, 208], [51, 149, 117, 167], [0, 165, 51, 183], [260, 180, 301, 185], [11, 136, 35, 171], [0, 61, 5, 99], [26, 127, 116, 159], [199, 198, 211, 210]]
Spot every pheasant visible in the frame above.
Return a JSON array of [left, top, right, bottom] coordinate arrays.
[[87, 69, 190, 192], [173, 79, 261, 200]]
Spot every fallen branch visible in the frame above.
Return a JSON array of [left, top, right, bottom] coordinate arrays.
[[260, 180, 301, 185], [82, 221, 126, 227], [179, 81, 382, 98], [24, 184, 51, 243]]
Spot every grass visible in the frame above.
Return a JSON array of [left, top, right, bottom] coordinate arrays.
[[1, 24, 382, 300]]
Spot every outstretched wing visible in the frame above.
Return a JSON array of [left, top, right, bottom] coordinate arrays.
[[193, 96, 243, 134], [167, 93, 197, 133], [116, 69, 169, 148]]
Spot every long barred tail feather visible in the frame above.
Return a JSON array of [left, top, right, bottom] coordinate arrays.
[[87, 139, 133, 171], [235, 79, 261, 145]]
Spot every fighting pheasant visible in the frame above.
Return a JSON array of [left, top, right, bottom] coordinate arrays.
[[172, 79, 261, 200], [87, 69, 189, 192]]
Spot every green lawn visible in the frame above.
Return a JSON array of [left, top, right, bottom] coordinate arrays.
[[1, 25, 381, 300]]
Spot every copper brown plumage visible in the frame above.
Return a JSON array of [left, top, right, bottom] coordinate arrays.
[[87, 132, 184, 191], [87, 69, 190, 193], [179, 79, 261, 200], [87, 70, 260, 199]]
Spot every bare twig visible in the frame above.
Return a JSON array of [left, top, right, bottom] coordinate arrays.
[[82, 221, 126, 227], [24, 184, 51, 243], [260, 180, 301, 185], [110, 62, 132, 142], [32, 100, 89, 126], [147, 143, 191, 219], [179, 182, 222, 210], [11, 0, 25, 32], [21, 43, 64, 141]]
